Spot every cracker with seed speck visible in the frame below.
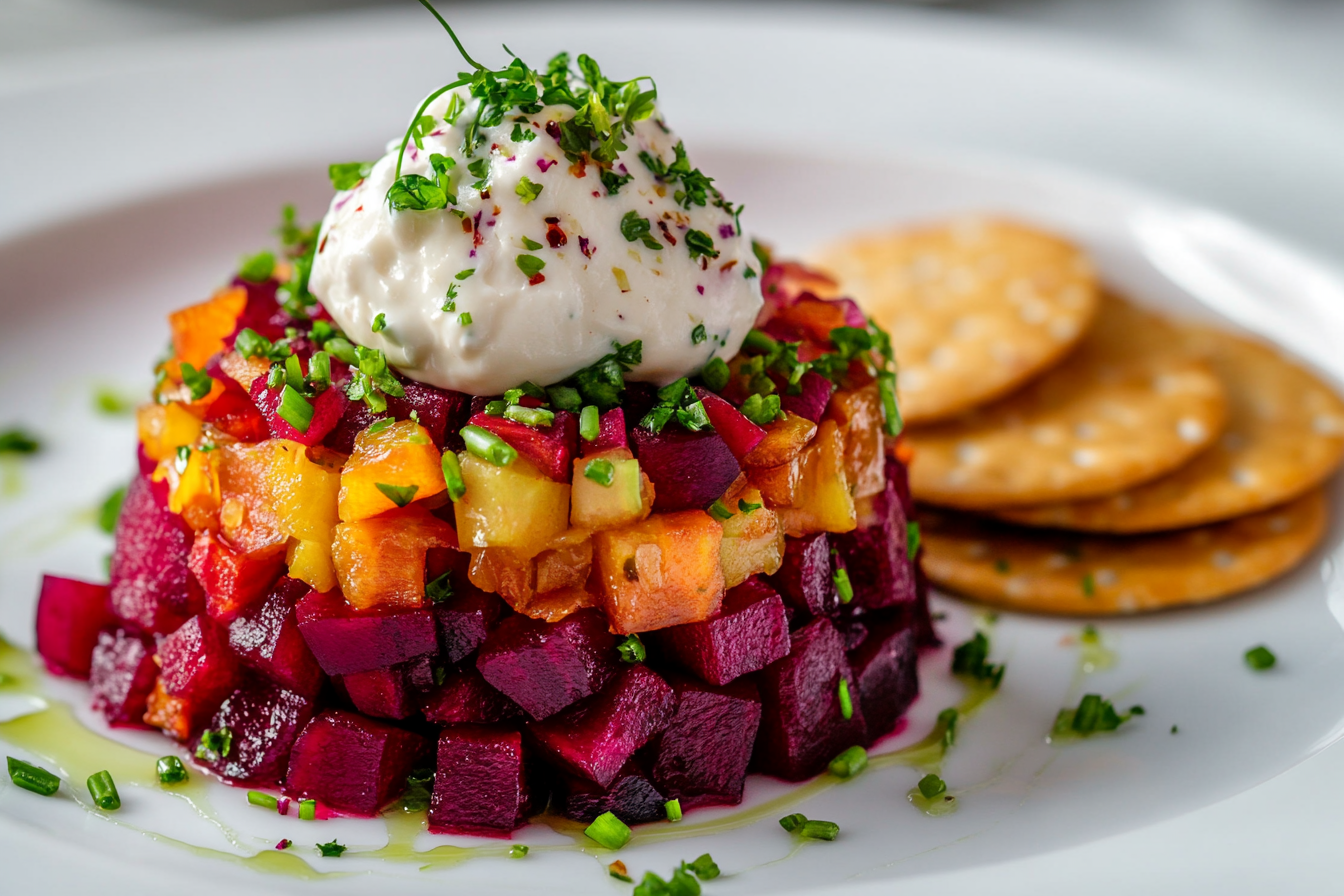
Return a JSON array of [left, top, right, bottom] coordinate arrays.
[[997, 329, 1344, 532], [811, 218, 1100, 424], [920, 489, 1326, 615], [904, 295, 1228, 509]]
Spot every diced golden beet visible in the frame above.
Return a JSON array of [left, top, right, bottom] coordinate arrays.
[[218, 350, 272, 392], [570, 449, 652, 531], [268, 441, 341, 543], [466, 532, 592, 617], [455, 453, 570, 557], [169, 286, 247, 369], [525, 588, 598, 622], [742, 413, 817, 469], [777, 420, 856, 537], [827, 383, 886, 500], [217, 442, 287, 555], [535, 532, 593, 594], [287, 538, 338, 593], [143, 678, 194, 741], [468, 548, 536, 608], [332, 506, 456, 609], [719, 487, 785, 588], [138, 402, 204, 463], [592, 511, 725, 634], [152, 447, 220, 532], [339, 420, 446, 522], [747, 459, 802, 509]]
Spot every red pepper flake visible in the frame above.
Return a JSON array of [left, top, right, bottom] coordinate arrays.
[[579, 236, 594, 258], [697, 285, 705, 295], [318, 234, 329, 254], [354, 205, 363, 213], [719, 224, 736, 239], [481, 189, 491, 200], [545, 216, 568, 248], [276, 839, 292, 850], [473, 212, 484, 248], [569, 158, 587, 178], [657, 220, 678, 246], [720, 259, 738, 272], [537, 158, 557, 172], [462, 216, 474, 234], [528, 273, 546, 286]]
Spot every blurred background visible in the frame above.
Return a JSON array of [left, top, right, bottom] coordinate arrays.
[[4, 0, 1344, 121]]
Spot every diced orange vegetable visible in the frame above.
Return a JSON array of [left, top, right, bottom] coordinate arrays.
[[535, 532, 593, 594], [268, 441, 341, 542], [152, 446, 220, 532], [217, 441, 287, 554], [743, 412, 817, 468], [454, 453, 570, 557], [826, 382, 886, 500], [169, 286, 247, 370], [776, 419, 856, 537], [332, 505, 457, 609], [188, 529, 286, 621], [525, 587, 598, 622], [339, 419, 447, 522], [138, 402, 204, 462], [468, 547, 536, 608], [894, 438, 914, 464], [143, 679, 193, 741], [287, 538, 338, 593], [746, 459, 802, 508], [218, 350, 272, 392], [773, 296, 849, 345], [718, 485, 785, 588], [592, 510, 725, 634]]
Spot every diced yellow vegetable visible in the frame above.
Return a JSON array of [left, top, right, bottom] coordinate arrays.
[[454, 453, 570, 557]]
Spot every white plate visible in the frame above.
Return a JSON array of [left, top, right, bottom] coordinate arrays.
[[4, 5, 1344, 895]]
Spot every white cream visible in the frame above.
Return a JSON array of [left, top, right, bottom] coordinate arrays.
[[309, 88, 762, 397]]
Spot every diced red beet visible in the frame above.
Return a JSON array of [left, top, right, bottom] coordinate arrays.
[[89, 628, 158, 727], [831, 469, 916, 611], [466, 410, 577, 481], [386, 380, 470, 450], [581, 408, 628, 456], [284, 709, 427, 816], [753, 617, 866, 781], [693, 388, 766, 461], [648, 675, 761, 808], [630, 426, 741, 513], [227, 278, 292, 343], [888, 454, 915, 519], [158, 615, 239, 711], [295, 589, 437, 676], [651, 578, 789, 686], [335, 664, 417, 720], [848, 614, 919, 744], [775, 371, 835, 423], [203, 385, 269, 443], [428, 725, 531, 837], [432, 586, 505, 664], [228, 578, 325, 698], [404, 655, 438, 694], [913, 564, 938, 649], [323, 397, 380, 455], [768, 533, 838, 619], [249, 376, 347, 446], [526, 664, 675, 788], [109, 475, 203, 634], [136, 444, 157, 476], [35, 575, 112, 679], [192, 681, 316, 785], [476, 608, 618, 720], [188, 530, 286, 623], [420, 667, 522, 725], [553, 759, 666, 824]]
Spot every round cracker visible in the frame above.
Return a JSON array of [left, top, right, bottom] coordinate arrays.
[[904, 296, 1228, 509], [811, 218, 1100, 424], [996, 330, 1344, 532], [919, 489, 1327, 616]]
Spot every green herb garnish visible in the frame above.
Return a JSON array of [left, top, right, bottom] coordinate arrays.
[[951, 631, 1005, 689], [584, 810, 632, 849], [87, 770, 121, 810], [328, 161, 374, 190], [617, 634, 646, 663], [1052, 694, 1143, 739], [1245, 645, 1277, 670], [0, 429, 41, 455], [829, 745, 867, 779], [316, 840, 347, 858], [8, 756, 60, 796]]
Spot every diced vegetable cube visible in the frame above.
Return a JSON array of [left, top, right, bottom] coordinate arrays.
[[137, 402, 204, 463], [428, 726, 531, 837], [157, 615, 239, 714], [192, 683, 317, 786], [188, 530, 286, 622], [848, 614, 919, 744], [826, 382, 886, 500], [295, 589, 438, 676], [284, 709, 427, 816], [35, 575, 112, 679], [168, 285, 247, 369], [694, 388, 766, 460], [331, 505, 457, 609], [454, 453, 570, 558], [648, 675, 761, 808], [651, 578, 789, 685], [338, 419, 447, 521], [228, 577, 325, 697], [89, 628, 158, 727], [718, 486, 785, 588], [769, 532, 838, 618], [475, 608, 618, 720], [109, 475, 203, 634], [630, 426, 740, 513], [552, 759, 667, 824], [467, 410, 578, 481], [570, 449, 652, 531], [335, 664, 417, 720], [831, 460, 917, 610], [217, 442, 287, 555], [775, 370, 835, 423], [581, 408, 628, 455], [433, 585, 506, 664], [249, 375, 348, 447], [592, 511, 726, 634], [775, 420, 856, 536], [419, 667, 522, 725]]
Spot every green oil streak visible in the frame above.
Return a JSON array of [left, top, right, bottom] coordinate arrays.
[[0, 458, 22, 499], [1078, 625, 1115, 676]]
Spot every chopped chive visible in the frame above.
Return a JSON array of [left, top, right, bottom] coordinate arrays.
[[248, 791, 279, 811], [316, 840, 347, 858], [461, 424, 517, 466], [778, 813, 807, 833], [238, 250, 276, 283], [156, 755, 188, 785], [86, 770, 120, 810], [1081, 572, 1096, 597], [951, 631, 1006, 689], [837, 678, 853, 720], [1245, 645, 1276, 670], [799, 820, 840, 841], [579, 405, 600, 441], [277, 385, 315, 433], [585, 458, 616, 487], [371, 312, 387, 333], [484, 399, 507, 416], [737, 498, 762, 514], [459, 312, 473, 326], [7, 756, 59, 796], [701, 357, 730, 392], [877, 371, 902, 436], [906, 522, 921, 560], [195, 727, 232, 762], [521, 236, 544, 251], [665, 798, 683, 822], [455, 268, 476, 280], [1171, 724, 1179, 735], [707, 499, 733, 522], [833, 567, 854, 604], [179, 362, 215, 401], [374, 482, 420, 508], [503, 405, 556, 427], [917, 773, 947, 799], [743, 329, 778, 354], [509, 844, 529, 858], [609, 860, 633, 882], [299, 799, 317, 820], [691, 323, 707, 345], [441, 451, 466, 502], [584, 810, 632, 849], [828, 745, 867, 779], [687, 854, 720, 880], [616, 634, 646, 663], [426, 572, 454, 604]]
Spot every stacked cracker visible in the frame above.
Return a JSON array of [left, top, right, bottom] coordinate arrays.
[[814, 219, 1344, 615]]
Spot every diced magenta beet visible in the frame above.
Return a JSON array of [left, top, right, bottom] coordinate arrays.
[[284, 709, 427, 815], [335, 664, 417, 720], [831, 469, 916, 611], [188, 530, 286, 623], [228, 578, 325, 698], [89, 628, 158, 727], [158, 615, 239, 709], [466, 411, 577, 481], [768, 533, 837, 618], [630, 426, 741, 513], [428, 725, 531, 837], [323, 397, 380, 455], [775, 371, 834, 423], [476, 608, 618, 720], [433, 586, 505, 664], [913, 565, 938, 649], [753, 617, 866, 781], [581, 408, 628, 456], [887, 454, 914, 519], [136, 444, 156, 476], [35, 575, 112, 679], [553, 759, 666, 824], [193, 681, 316, 785], [848, 614, 919, 744], [526, 664, 675, 788], [834, 614, 869, 651], [651, 578, 789, 686], [648, 675, 761, 808], [420, 668, 522, 725], [295, 589, 437, 676], [404, 655, 438, 694], [227, 278, 292, 343], [249, 376, 347, 446], [109, 475, 203, 634], [693, 388, 766, 461], [203, 385, 271, 443], [387, 380, 470, 451]]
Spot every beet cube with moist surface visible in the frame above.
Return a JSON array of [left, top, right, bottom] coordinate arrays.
[[109, 475, 203, 634], [526, 664, 676, 788], [295, 589, 437, 676], [651, 577, 789, 686], [831, 467, 916, 611], [335, 664, 417, 720], [768, 533, 838, 619], [420, 667, 522, 725], [89, 627, 158, 727], [188, 530, 287, 623], [649, 675, 761, 808], [35, 575, 113, 679], [553, 759, 667, 824], [249, 374, 347, 447], [228, 577, 325, 698], [476, 608, 618, 720], [192, 681, 316, 785], [428, 725, 531, 837], [848, 614, 919, 744], [775, 370, 835, 423], [467, 410, 578, 482], [284, 709, 427, 816], [694, 388, 766, 462], [630, 426, 741, 513], [581, 408, 629, 456], [432, 586, 505, 665], [157, 615, 238, 709]]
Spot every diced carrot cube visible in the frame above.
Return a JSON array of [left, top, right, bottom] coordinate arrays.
[[217, 442, 287, 554], [331, 505, 457, 610], [143, 678, 194, 741], [592, 510, 725, 634], [138, 402, 204, 463], [742, 412, 817, 468], [169, 286, 247, 370], [338, 420, 446, 522]]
